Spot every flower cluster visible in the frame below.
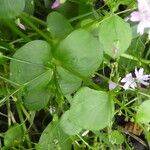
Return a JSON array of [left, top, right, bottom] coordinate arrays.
[[121, 68, 150, 90], [130, 0, 150, 38]]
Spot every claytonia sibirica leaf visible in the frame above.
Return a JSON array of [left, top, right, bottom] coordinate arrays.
[[121, 73, 137, 90], [135, 68, 150, 86], [130, 0, 150, 38]]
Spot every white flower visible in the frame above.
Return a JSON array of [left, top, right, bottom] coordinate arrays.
[[18, 23, 26, 30], [15, 18, 26, 30], [130, 0, 150, 38], [49, 106, 56, 115], [121, 73, 137, 90], [135, 68, 150, 86], [81, 130, 89, 137]]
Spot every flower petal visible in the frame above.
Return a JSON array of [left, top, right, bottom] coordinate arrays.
[[137, 22, 145, 34], [109, 82, 117, 90], [141, 80, 149, 86], [123, 82, 130, 90], [148, 30, 150, 39], [138, 68, 144, 76], [130, 82, 137, 89], [51, 1, 60, 9], [130, 11, 141, 22]]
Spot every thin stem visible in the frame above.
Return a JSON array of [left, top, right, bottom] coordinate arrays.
[[10, 32, 38, 45], [0, 70, 52, 105], [20, 13, 53, 44], [16, 101, 32, 148], [1, 54, 49, 70], [0, 75, 20, 86], [121, 53, 150, 65], [53, 59, 103, 90], [22, 12, 47, 26], [77, 134, 93, 150], [5, 21, 31, 42], [20, 104, 30, 122], [114, 98, 135, 117]]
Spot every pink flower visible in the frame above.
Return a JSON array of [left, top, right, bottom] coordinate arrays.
[[121, 73, 137, 90], [121, 68, 150, 90], [109, 81, 117, 90], [130, 0, 150, 38], [135, 68, 150, 86], [51, 0, 60, 9]]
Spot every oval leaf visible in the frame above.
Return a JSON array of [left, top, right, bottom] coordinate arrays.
[[57, 66, 81, 95], [99, 15, 132, 58], [54, 29, 103, 77], [68, 87, 114, 130], [136, 100, 150, 124], [36, 121, 72, 150], [10, 40, 53, 110], [4, 124, 24, 148], [60, 111, 82, 135], [47, 12, 73, 39], [0, 0, 25, 19], [10, 40, 52, 86]]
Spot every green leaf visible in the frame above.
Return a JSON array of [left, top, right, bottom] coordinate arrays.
[[57, 66, 81, 95], [54, 29, 103, 77], [4, 124, 24, 148], [68, 87, 114, 130], [10, 40, 52, 87], [10, 40, 53, 110], [60, 111, 82, 135], [119, 37, 144, 72], [47, 12, 73, 39], [36, 121, 72, 150], [24, 0, 34, 15], [99, 15, 132, 58], [110, 130, 124, 145], [0, 0, 25, 19], [136, 100, 150, 124], [24, 87, 51, 110]]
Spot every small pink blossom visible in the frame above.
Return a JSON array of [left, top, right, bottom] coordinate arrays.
[[121, 73, 137, 90], [130, 0, 150, 38], [109, 81, 117, 90], [121, 68, 150, 90], [135, 68, 150, 86], [51, 0, 60, 9]]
